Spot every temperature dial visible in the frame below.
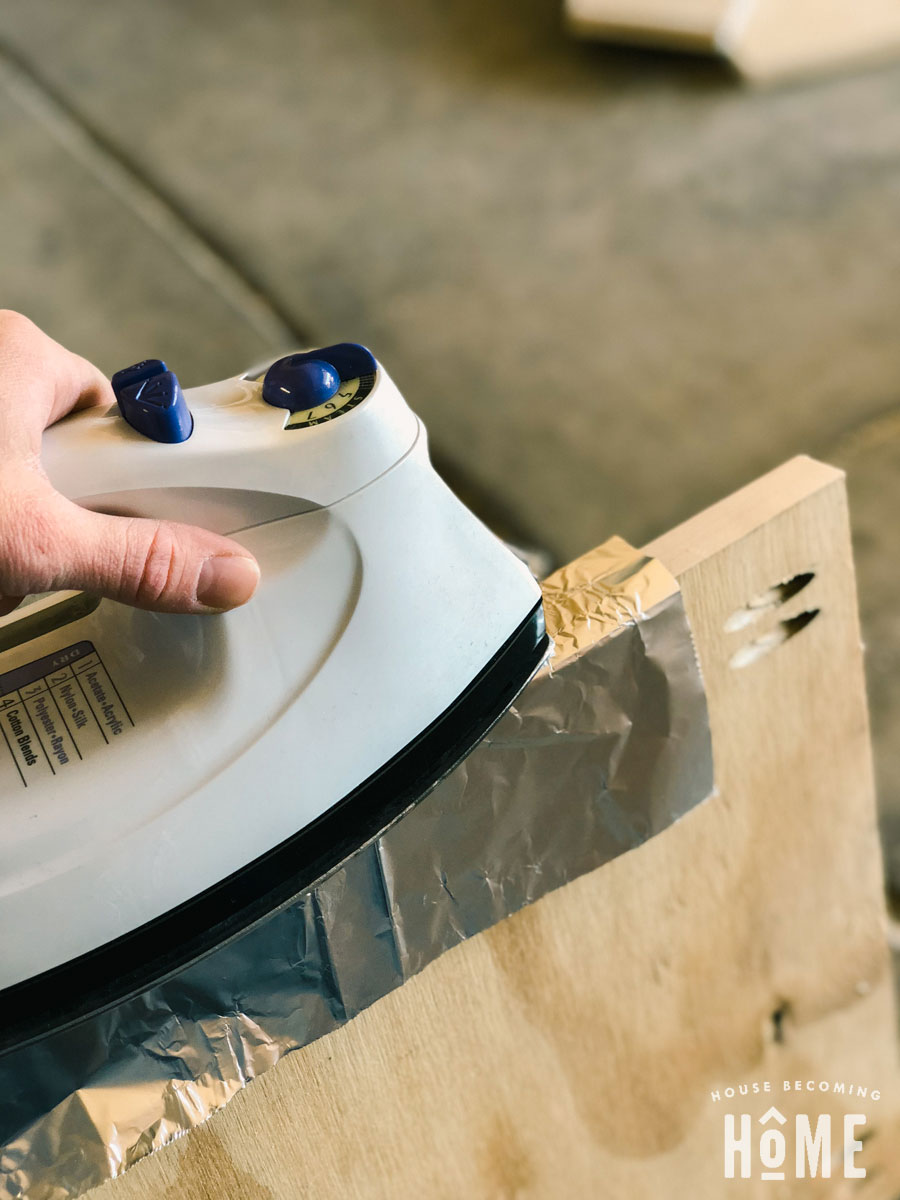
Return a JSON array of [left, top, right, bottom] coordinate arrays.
[[261, 343, 378, 431]]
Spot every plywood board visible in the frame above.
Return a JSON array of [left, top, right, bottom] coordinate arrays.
[[91, 457, 899, 1198]]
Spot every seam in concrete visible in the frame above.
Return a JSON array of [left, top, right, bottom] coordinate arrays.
[[0, 40, 302, 352]]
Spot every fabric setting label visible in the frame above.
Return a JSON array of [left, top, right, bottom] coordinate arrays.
[[0, 641, 133, 787]]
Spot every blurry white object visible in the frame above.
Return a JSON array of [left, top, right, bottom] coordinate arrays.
[[565, 0, 900, 81], [0, 344, 547, 1017]]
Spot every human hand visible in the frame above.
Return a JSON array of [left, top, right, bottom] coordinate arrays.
[[0, 311, 260, 617]]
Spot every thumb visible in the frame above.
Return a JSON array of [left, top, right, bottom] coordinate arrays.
[[50, 498, 260, 614]]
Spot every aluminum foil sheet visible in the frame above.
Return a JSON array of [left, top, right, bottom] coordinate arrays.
[[0, 536, 714, 1200]]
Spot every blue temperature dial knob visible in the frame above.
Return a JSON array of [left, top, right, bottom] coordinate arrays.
[[262, 357, 341, 411], [261, 345, 377, 427]]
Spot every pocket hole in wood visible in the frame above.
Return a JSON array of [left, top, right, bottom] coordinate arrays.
[[729, 610, 820, 670], [770, 1002, 791, 1045], [724, 571, 815, 633]]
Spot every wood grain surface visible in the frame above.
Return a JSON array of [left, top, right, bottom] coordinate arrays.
[[90, 457, 900, 1199]]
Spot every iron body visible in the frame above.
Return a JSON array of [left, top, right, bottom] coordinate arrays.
[[0, 347, 547, 1047]]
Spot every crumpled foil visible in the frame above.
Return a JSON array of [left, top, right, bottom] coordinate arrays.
[[0, 536, 714, 1200]]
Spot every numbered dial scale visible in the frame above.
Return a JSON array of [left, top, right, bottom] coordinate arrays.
[[283, 373, 376, 430]]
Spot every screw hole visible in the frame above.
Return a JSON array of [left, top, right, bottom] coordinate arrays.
[[729, 610, 820, 670], [724, 571, 815, 633], [770, 1003, 790, 1045]]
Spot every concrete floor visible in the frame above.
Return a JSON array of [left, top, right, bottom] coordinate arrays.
[[2, 3, 900, 884]]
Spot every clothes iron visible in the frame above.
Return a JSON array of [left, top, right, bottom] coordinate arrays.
[[0, 344, 547, 1050]]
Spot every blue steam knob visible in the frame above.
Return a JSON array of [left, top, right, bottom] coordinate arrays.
[[112, 360, 193, 444]]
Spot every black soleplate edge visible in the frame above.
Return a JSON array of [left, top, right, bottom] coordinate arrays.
[[0, 601, 547, 1056]]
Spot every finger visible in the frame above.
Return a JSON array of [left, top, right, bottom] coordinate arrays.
[[48, 351, 115, 426], [0, 311, 115, 441], [40, 497, 260, 614]]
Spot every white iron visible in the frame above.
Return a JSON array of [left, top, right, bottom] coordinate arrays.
[[0, 345, 547, 1046]]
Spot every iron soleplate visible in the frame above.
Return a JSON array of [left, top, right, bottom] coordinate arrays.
[[0, 600, 548, 1055]]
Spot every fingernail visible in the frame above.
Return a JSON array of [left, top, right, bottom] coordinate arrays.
[[196, 555, 260, 611]]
